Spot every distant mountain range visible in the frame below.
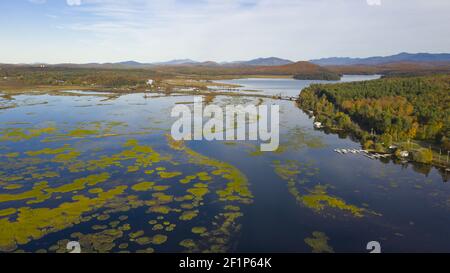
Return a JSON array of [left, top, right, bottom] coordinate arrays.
[[310, 52, 450, 66], [3, 53, 450, 79], [6, 53, 450, 69], [109, 57, 294, 67], [152, 59, 199, 66], [224, 57, 293, 66]]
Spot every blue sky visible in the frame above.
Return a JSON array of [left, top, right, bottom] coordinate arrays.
[[1, 0, 449, 63]]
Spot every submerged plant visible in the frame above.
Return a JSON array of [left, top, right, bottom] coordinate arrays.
[[304, 231, 334, 253]]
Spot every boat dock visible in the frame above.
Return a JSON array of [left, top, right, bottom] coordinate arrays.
[[334, 148, 392, 160]]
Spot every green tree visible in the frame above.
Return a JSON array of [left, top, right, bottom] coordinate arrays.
[[363, 140, 374, 150], [413, 149, 433, 164]]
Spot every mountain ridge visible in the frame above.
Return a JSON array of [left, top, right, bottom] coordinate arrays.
[[310, 52, 450, 66]]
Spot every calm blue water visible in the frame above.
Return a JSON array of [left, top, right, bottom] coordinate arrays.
[[215, 75, 382, 96]]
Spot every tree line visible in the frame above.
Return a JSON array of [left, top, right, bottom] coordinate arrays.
[[298, 74, 450, 163]]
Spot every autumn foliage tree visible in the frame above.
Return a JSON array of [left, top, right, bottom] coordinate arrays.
[[298, 74, 450, 152]]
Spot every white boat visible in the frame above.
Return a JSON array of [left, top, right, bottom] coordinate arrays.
[[314, 122, 323, 129]]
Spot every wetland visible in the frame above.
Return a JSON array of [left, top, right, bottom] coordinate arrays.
[[1, 75, 449, 253]]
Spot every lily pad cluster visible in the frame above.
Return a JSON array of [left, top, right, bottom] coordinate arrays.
[[0, 122, 254, 253]]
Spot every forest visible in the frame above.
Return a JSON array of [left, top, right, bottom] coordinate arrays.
[[0, 66, 156, 89], [298, 74, 450, 165], [0, 61, 340, 91]]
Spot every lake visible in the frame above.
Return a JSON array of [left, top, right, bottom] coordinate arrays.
[[214, 74, 382, 96], [1, 75, 449, 253]]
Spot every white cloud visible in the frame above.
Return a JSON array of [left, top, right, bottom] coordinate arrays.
[[67, 0, 82, 6], [367, 0, 382, 6]]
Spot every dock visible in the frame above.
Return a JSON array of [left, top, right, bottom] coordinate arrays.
[[334, 148, 392, 160]]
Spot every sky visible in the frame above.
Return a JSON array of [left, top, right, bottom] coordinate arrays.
[[0, 0, 449, 64]]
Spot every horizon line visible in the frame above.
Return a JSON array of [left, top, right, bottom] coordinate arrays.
[[1, 51, 450, 65]]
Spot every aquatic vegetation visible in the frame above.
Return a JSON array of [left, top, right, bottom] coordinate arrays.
[[180, 203, 195, 210], [153, 185, 170, 191], [304, 232, 334, 253], [0, 186, 127, 251], [31, 171, 60, 180], [4, 152, 19, 158], [179, 175, 197, 184], [187, 187, 209, 199], [0, 127, 56, 142], [66, 139, 162, 173], [129, 230, 145, 239], [136, 237, 152, 245], [69, 228, 124, 253], [0, 181, 51, 204], [151, 234, 168, 245], [198, 211, 243, 253], [0, 112, 253, 253], [26, 145, 72, 156], [89, 188, 104, 194], [179, 239, 197, 249], [1, 172, 109, 204], [109, 221, 120, 228], [301, 185, 365, 217], [136, 248, 155, 253], [165, 224, 176, 232], [224, 205, 240, 211], [211, 170, 225, 176], [148, 206, 172, 214], [152, 224, 164, 231], [53, 172, 111, 194], [3, 184, 23, 190], [152, 192, 174, 203], [198, 173, 213, 181], [67, 129, 100, 137], [119, 243, 128, 249], [92, 225, 108, 230], [0, 208, 17, 217], [272, 159, 319, 181], [179, 210, 199, 221], [52, 151, 81, 163], [97, 214, 110, 221], [131, 182, 155, 192], [275, 127, 327, 154], [273, 160, 301, 180], [127, 166, 139, 172], [192, 227, 207, 234], [166, 135, 253, 252], [158, 171, 182, 179], [272, 159, 367, 217]]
